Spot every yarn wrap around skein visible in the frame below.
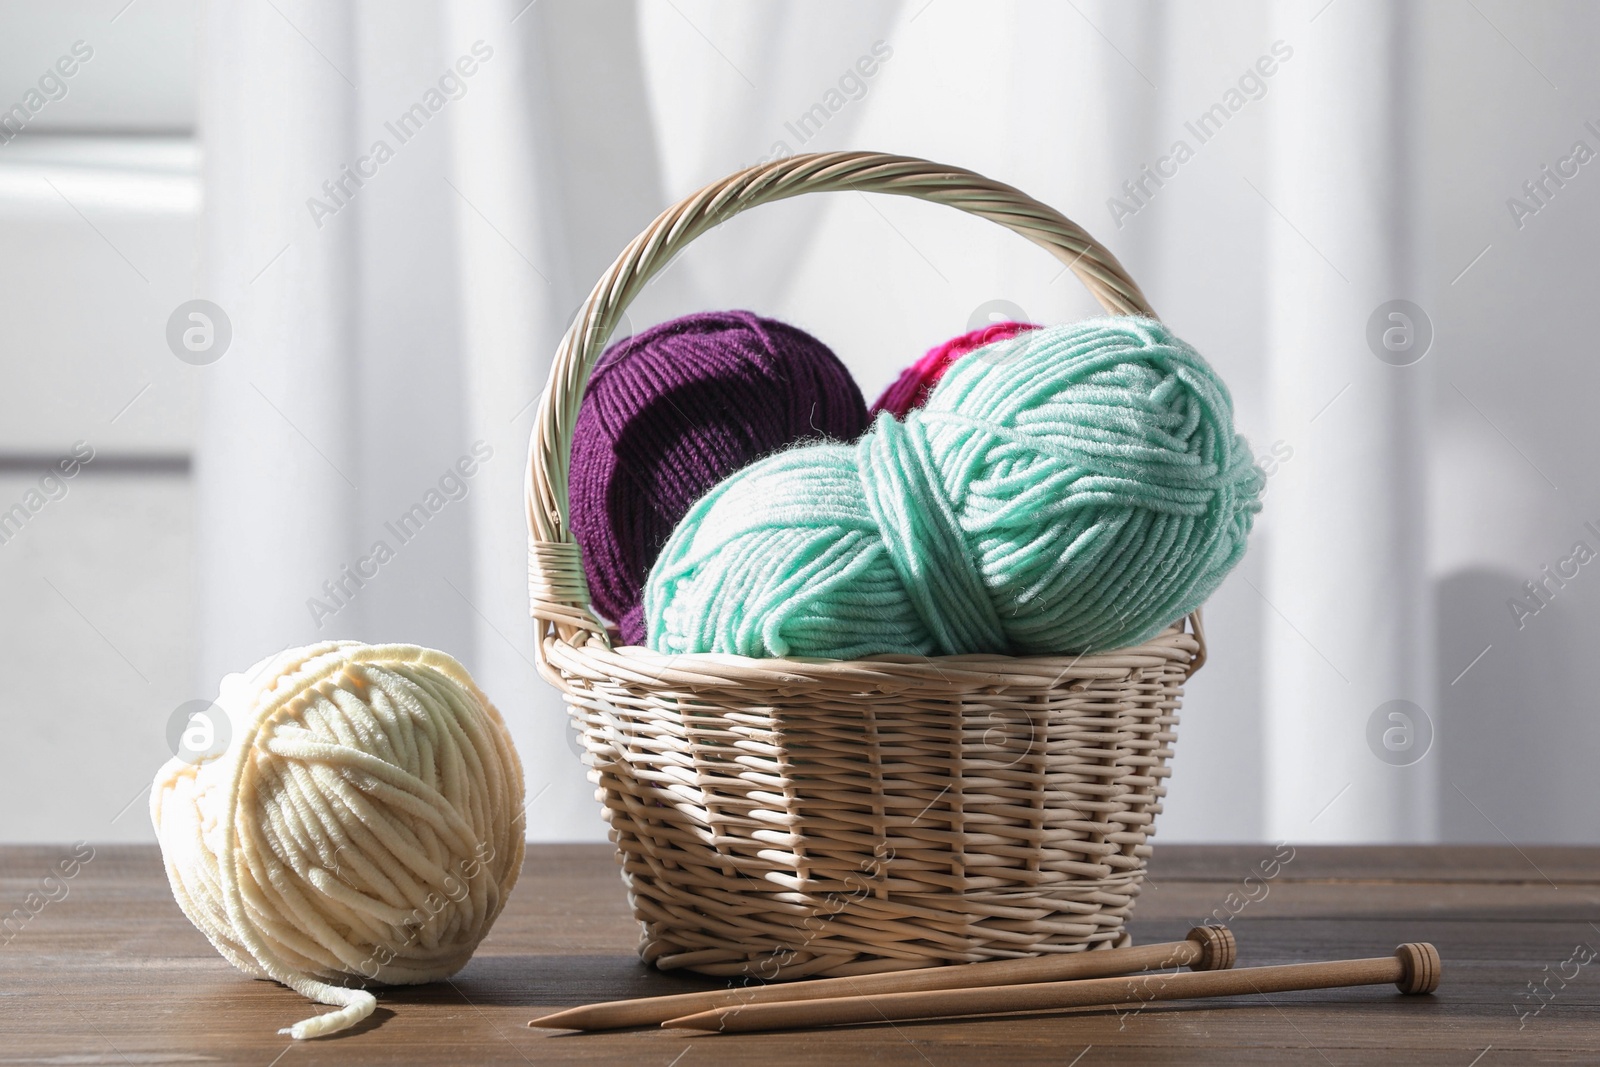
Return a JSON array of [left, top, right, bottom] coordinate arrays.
[[871, 320, 1038, 418], [569, 310, 869, 645], [151, 642, 525, 1039], [646, 318, 1264, 659]]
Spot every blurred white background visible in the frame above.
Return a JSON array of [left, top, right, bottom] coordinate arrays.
[[3, 0, 1596, 847]]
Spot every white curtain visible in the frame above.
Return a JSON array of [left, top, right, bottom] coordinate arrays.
[[1260, 2, 1433, 841], [196, 0, 1600, 844]]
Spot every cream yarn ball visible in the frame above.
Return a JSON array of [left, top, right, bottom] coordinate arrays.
[[151, 641, 525, 1039]]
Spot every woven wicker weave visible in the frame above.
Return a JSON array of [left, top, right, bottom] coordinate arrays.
[[526, 151, 1205, 978]]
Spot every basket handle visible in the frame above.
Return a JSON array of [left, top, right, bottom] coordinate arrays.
[[527, 150, 1156, 641]]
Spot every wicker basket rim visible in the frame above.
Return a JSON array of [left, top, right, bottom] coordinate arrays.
[[539, 617, 1204, 694]]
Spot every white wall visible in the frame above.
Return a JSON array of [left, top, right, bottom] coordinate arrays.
[[0, 0, 200, 841]]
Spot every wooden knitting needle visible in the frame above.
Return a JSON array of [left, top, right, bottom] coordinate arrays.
[[663, 942, 1441, 1034], [529, 926, 1235, 1031]]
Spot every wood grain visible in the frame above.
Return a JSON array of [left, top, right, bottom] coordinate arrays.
[[1, 844, 1596, 1064]]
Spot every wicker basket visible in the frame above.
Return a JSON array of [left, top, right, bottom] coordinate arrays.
[[526, 151, 1206, 979]]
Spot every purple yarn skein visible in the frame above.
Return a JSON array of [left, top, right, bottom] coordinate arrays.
[[569, 310, 869, 645]]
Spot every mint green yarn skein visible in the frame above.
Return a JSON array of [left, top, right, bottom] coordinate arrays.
[[644, 318, 1264, 659]]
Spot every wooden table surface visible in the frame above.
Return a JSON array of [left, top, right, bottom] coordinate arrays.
[[3, 843, 1597, 1065]]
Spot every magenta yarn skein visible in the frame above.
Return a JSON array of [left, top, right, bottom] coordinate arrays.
[[569, 310, 869, 645], [871, 321, 1038, 419]]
